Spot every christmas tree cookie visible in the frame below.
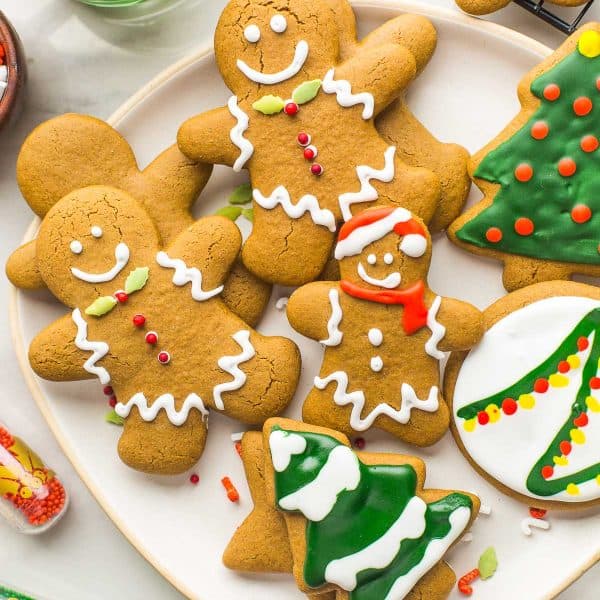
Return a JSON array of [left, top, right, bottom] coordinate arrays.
[[446, 281, 600, 508], [17, 186, 300, 474], [224, 418, 479, 600], [177, 0, 444, 286], [6, 113, 271, 326], [449, 25, 600, 291], [287, 206, 484, 446]]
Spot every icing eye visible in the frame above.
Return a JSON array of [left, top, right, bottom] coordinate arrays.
[[91, 225, 103, 238], [384, 253, 393, 265], [270, 14, 287, 33], [244, 24, 261, 43], [399, 234, 427, 258], [367, 254, 376, 265], [70, 240, 83, 255]]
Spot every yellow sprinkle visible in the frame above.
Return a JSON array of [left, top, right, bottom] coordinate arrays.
[[553, 455, 569, 466], [570, 428, 586, 444], [485, 403, 501, 423], [596, 474, 600, 485], [586, 396, 600, 412], [578, 30, 600, 58], [549, 374, 569, 388], [463, 418, 476, 433], [567, 355, 581, 369], [519, 394, 536, 409], [566, 483, 580, 496]]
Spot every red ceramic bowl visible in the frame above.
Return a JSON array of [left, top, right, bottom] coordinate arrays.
[[0, 11, 26, 131]]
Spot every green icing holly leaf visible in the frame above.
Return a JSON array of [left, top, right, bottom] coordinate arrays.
[[124, 267, 149, 294], [252, 95, 285, 115], [216, 205, 243, 221], [229, 183, 252, 205], [85, 296, 117, 317], [242, 208, 254, 222], [105, 409, 124, 426], [478, 546, 498, 580], [292, 79, 321, 104]]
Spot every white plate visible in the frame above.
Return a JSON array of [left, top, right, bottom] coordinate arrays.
[[11, 2, 600, 599]]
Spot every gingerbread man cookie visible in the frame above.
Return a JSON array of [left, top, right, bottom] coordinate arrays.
[[7, 113, 270, 326], [287, 206, 484, 445], [449, 26, 600, 292], [224, 418, 479, 600], [21, 186, 300, 474], [178, 0, 442, 285], [455, 0, 587, 16]]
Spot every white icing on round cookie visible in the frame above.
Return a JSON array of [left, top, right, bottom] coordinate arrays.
[[367, 254, 376, 265], [90, 226, 103, 238], [70, 240, 83, 255], [357, 262, 400, 289], [368, 328, 383, 347], [370, 356, 383, 372], [237, 40, 309, 85], [400, 233, 427, 258], [244, 24, 260, 43], [71, 242, 130, 283], [270, 14, 287, 33], [384, 252, 393, 265]]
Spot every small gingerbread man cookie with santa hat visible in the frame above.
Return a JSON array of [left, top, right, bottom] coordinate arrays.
[[287, 206, 484, 445]]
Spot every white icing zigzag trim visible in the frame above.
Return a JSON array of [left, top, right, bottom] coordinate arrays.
[[314, 371, 439, 431], [72, 308, 111, 384], [115, 392, 209, 427], [425, 296, 446, 361], [253, 185, 336, 232], [320, 288, 343, 346], [227, 96, 254, 172], [338, 146, 396, 222], [156, 251, 223, 301], [322, 68, 375, 120], [212, 330, 256, 410]]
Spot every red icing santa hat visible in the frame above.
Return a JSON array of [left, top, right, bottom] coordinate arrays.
[[335, 206, 428, 260]]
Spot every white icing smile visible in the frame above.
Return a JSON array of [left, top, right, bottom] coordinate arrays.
[[237, 40, 309, 85], [71, 242, 130, 283], [357, 262, 400, 289]]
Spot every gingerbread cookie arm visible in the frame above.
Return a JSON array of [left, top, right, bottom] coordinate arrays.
[[331, 43, 417, 117], [434, 296, 484, 352], [6, 241, 45, 289], [287, 282, 339, 342], [28, 313, 93, 382], [177, 106, 240, 167]]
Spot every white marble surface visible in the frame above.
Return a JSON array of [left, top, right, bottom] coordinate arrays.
[[0, 0, 598, 597]]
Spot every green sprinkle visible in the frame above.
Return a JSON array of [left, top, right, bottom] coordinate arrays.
[[478, 546, 498, 580], [215, 205, 243, 221], [292, 79, 321, 104], [252, 94, 285, 115], [105, 409, 124, 426], [229, 183, 253, 205], [124, 267, 149, 294], [85, 296, 117, 317]]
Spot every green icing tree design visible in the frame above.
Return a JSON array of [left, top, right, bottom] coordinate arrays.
[[269, 426, 472, 599], [457, 31, 600, 266], [456, 307, 600, 498]]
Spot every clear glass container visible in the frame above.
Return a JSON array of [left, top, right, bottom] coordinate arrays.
[[0, 423, 68, 534]]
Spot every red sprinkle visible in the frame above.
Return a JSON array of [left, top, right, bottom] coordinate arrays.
[[114, 291, 129, 303], [190, 474, 200, 485], [543, 83, 560, 101], [590, 376, 600, 389], [145, 331, 158, 345], [559, 440, 572, 456], [558, 360, 570, 373], [109, 396, 117, 408], [571, 204, 592, 224], [573, 96, 593, 117], [514, 217, 534, 236], [574, 412, 589, 427], [581, 135, 599, 153], [531, 121, 549, 140], [103, 385, 114, 396], [284, 102, 299, 116], [221, 476, 240, 502], [529, 507, 547, 519], [477, 411, 490, 425], [558, 157, 577, 177], [534, 378, 549, 393], [234, 441, 242, 456], [297, 132, 310, 146], [458, 568, 480, 596], [303, 145, 317, 160], [133, 314, 146, 327], [310, 163, 324, 176], [354, 437, 366, 449], [578, 336, 590, 351], [158, 351, 171, 365], [502, 398, 517, 415], [485, 227, 503, 243], [514, 163, 533, 182], [541, 465, 554, 479]]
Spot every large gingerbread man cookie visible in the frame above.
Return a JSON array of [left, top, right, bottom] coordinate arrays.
[[287, 206, 484, 445], [20, 186, 300, 474], [178, 0, 443, 286], [6, 113, 270, 326]]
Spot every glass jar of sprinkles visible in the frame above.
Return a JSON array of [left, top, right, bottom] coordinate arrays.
[[0, 422, 68, 534]]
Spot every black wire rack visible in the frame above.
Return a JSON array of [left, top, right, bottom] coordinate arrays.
[[513, 0, 595, 34]]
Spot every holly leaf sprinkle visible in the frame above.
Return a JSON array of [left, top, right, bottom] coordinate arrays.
[[292, 79, 321, 104], [242, 208, 254, 222], [252, 94, 285, 115], [124, 267, 149, 294], [105, 409, 124, 426], [229, 183, 253, 205], [216, 205, 243, 221], [478, 546, 498, 580], [85, 296, 117, 317]]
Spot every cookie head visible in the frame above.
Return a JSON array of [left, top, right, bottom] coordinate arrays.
[[215, 0, 339, 94], [36, 186, 160, 307], [335, 207, 431, 288]]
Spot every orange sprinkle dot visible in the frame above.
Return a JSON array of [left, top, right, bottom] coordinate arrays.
[[543, 83, 560, 101], [574, 96, 593, 116], [485, 227, 503, 243], [597, 76, 600, 91], [558, 157, 577, 177], [571, 204, 592, 224], [514, 162, 533, 182], [581, 135, 599, 153], [514, 217, 534, 236], [531, 121, 549, 140]]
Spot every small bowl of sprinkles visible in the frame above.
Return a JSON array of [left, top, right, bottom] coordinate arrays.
[[0, 11, 26, 131]]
